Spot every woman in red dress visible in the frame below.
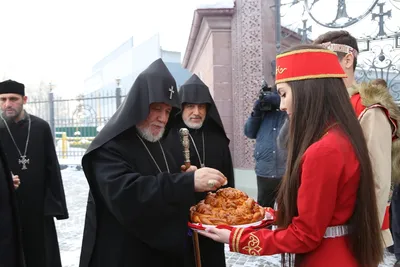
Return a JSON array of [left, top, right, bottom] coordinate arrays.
[[200, 44, 384, 267]]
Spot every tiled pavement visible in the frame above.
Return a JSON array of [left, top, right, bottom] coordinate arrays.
[[225, 245, 280, 266], [57, 167, 397, 267], [224, 245, 397, 267]]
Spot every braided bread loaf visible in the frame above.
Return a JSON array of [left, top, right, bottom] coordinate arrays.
[[190, 187, 265, 225]]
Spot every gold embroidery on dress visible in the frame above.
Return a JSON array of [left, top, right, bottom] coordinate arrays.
[[235, 228, 244, 252], [275, 73, 346, 84], [242, 233, 262, 256], [231, 228, 239, 252], [276, 66, 287, 75], [276, 48, 337, 58]]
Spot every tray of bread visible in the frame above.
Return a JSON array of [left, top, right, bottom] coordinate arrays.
[[188, 187, 274, 232]]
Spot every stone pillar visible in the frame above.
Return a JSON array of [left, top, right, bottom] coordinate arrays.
[[211, 23, 234, 152], [231, 0, 264, 168], [182, 9, 235, 158], [262, 0, 280, 84]]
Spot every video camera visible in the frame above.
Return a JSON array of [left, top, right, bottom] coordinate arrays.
[[258, 79, 276, 112]]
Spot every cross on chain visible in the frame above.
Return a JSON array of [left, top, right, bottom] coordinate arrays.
[[297, 19, 312, 43], [169, 86, 175, 99], [372, 2, 392, 37], [18, 155, 30, 170]]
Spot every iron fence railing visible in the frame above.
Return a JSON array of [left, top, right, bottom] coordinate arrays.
[[25, 89, 126, 159]]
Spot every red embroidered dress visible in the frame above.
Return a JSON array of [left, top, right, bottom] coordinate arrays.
[[229, 127, 360, 267]]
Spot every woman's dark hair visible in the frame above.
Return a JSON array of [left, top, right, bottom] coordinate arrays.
[[275, 44, 383, 266]]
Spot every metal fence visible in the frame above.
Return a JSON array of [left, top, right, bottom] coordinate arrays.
[[25, 88, 126, 159]]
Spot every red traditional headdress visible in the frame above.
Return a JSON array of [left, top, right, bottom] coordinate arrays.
[[275, 49, 347, 84]]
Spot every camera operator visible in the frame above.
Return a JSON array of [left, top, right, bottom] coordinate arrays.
[[244, 80, 287, 208]]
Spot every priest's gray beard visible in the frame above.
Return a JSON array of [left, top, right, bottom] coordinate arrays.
[[183, 118, 203, 130], [136, 125, 165, 142]]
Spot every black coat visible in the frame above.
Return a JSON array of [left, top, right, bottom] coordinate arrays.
[[164, 74, 235, 267], [165, 122, 234, 267], [79, 58, 199, 267], [80, 128, 197, 267], [0, 142, 25, 267], [0, 114, 68, 267]]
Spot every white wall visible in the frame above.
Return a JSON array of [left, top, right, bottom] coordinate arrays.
[[84, 38, 134, 95], [84, 33, 170, 96], [101, 49, 134, 84], [83, 71, 104, 94], [161, 50, 181, 63], [131, 33, 162, 80]]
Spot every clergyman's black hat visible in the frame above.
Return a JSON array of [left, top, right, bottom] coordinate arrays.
[[84, 58, 181, 156], [179, 74, 225, 135], [0, 80, 25, 96]]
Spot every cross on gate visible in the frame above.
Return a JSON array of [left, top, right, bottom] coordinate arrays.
[[372, 2, 392, 37], [169, 86, 175, 99], [297, 19, 312, 43], [332, 0, 350, 24], [18, 155, 30, 170]]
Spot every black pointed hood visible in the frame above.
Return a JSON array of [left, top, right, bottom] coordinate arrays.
[[85, 58, 181, 156], [178, 74, 226, 137]]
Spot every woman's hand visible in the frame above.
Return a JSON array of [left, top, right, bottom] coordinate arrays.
[[198, 227, 231, 244]]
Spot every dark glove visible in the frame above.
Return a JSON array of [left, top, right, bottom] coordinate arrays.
[[252, 99, 262, 117], [262, 92, 281, 108]]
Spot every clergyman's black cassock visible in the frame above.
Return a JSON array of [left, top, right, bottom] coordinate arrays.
[[0, 142, 25, 267], [164, 74, 235, 267], [79, 58, 198, 267], [0, 114, 68, 267]]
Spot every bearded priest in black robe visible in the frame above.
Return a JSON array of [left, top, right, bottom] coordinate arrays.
[[164, 74, 235, 267], [78, 58, 227, 267], [0, 79, 69, 267], [0, 141, 25, 267]]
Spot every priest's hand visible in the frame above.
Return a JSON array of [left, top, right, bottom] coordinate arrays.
[[194, 167, 226, 192], [198, 227, 231, 244], [13, 175, 20, 189]]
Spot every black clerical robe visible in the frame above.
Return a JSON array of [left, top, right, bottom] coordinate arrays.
[[79, 127, 197, 267], [0, 114, 68, 267], [0, 142, 25, 267], [165, 120, 235, 267]]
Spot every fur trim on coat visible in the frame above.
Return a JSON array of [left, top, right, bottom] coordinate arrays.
[[350, 82, 400, 184]]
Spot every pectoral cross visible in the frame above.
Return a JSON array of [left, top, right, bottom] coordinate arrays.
[[18, 155, 30, 170], [169, 86, 175, 99]]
